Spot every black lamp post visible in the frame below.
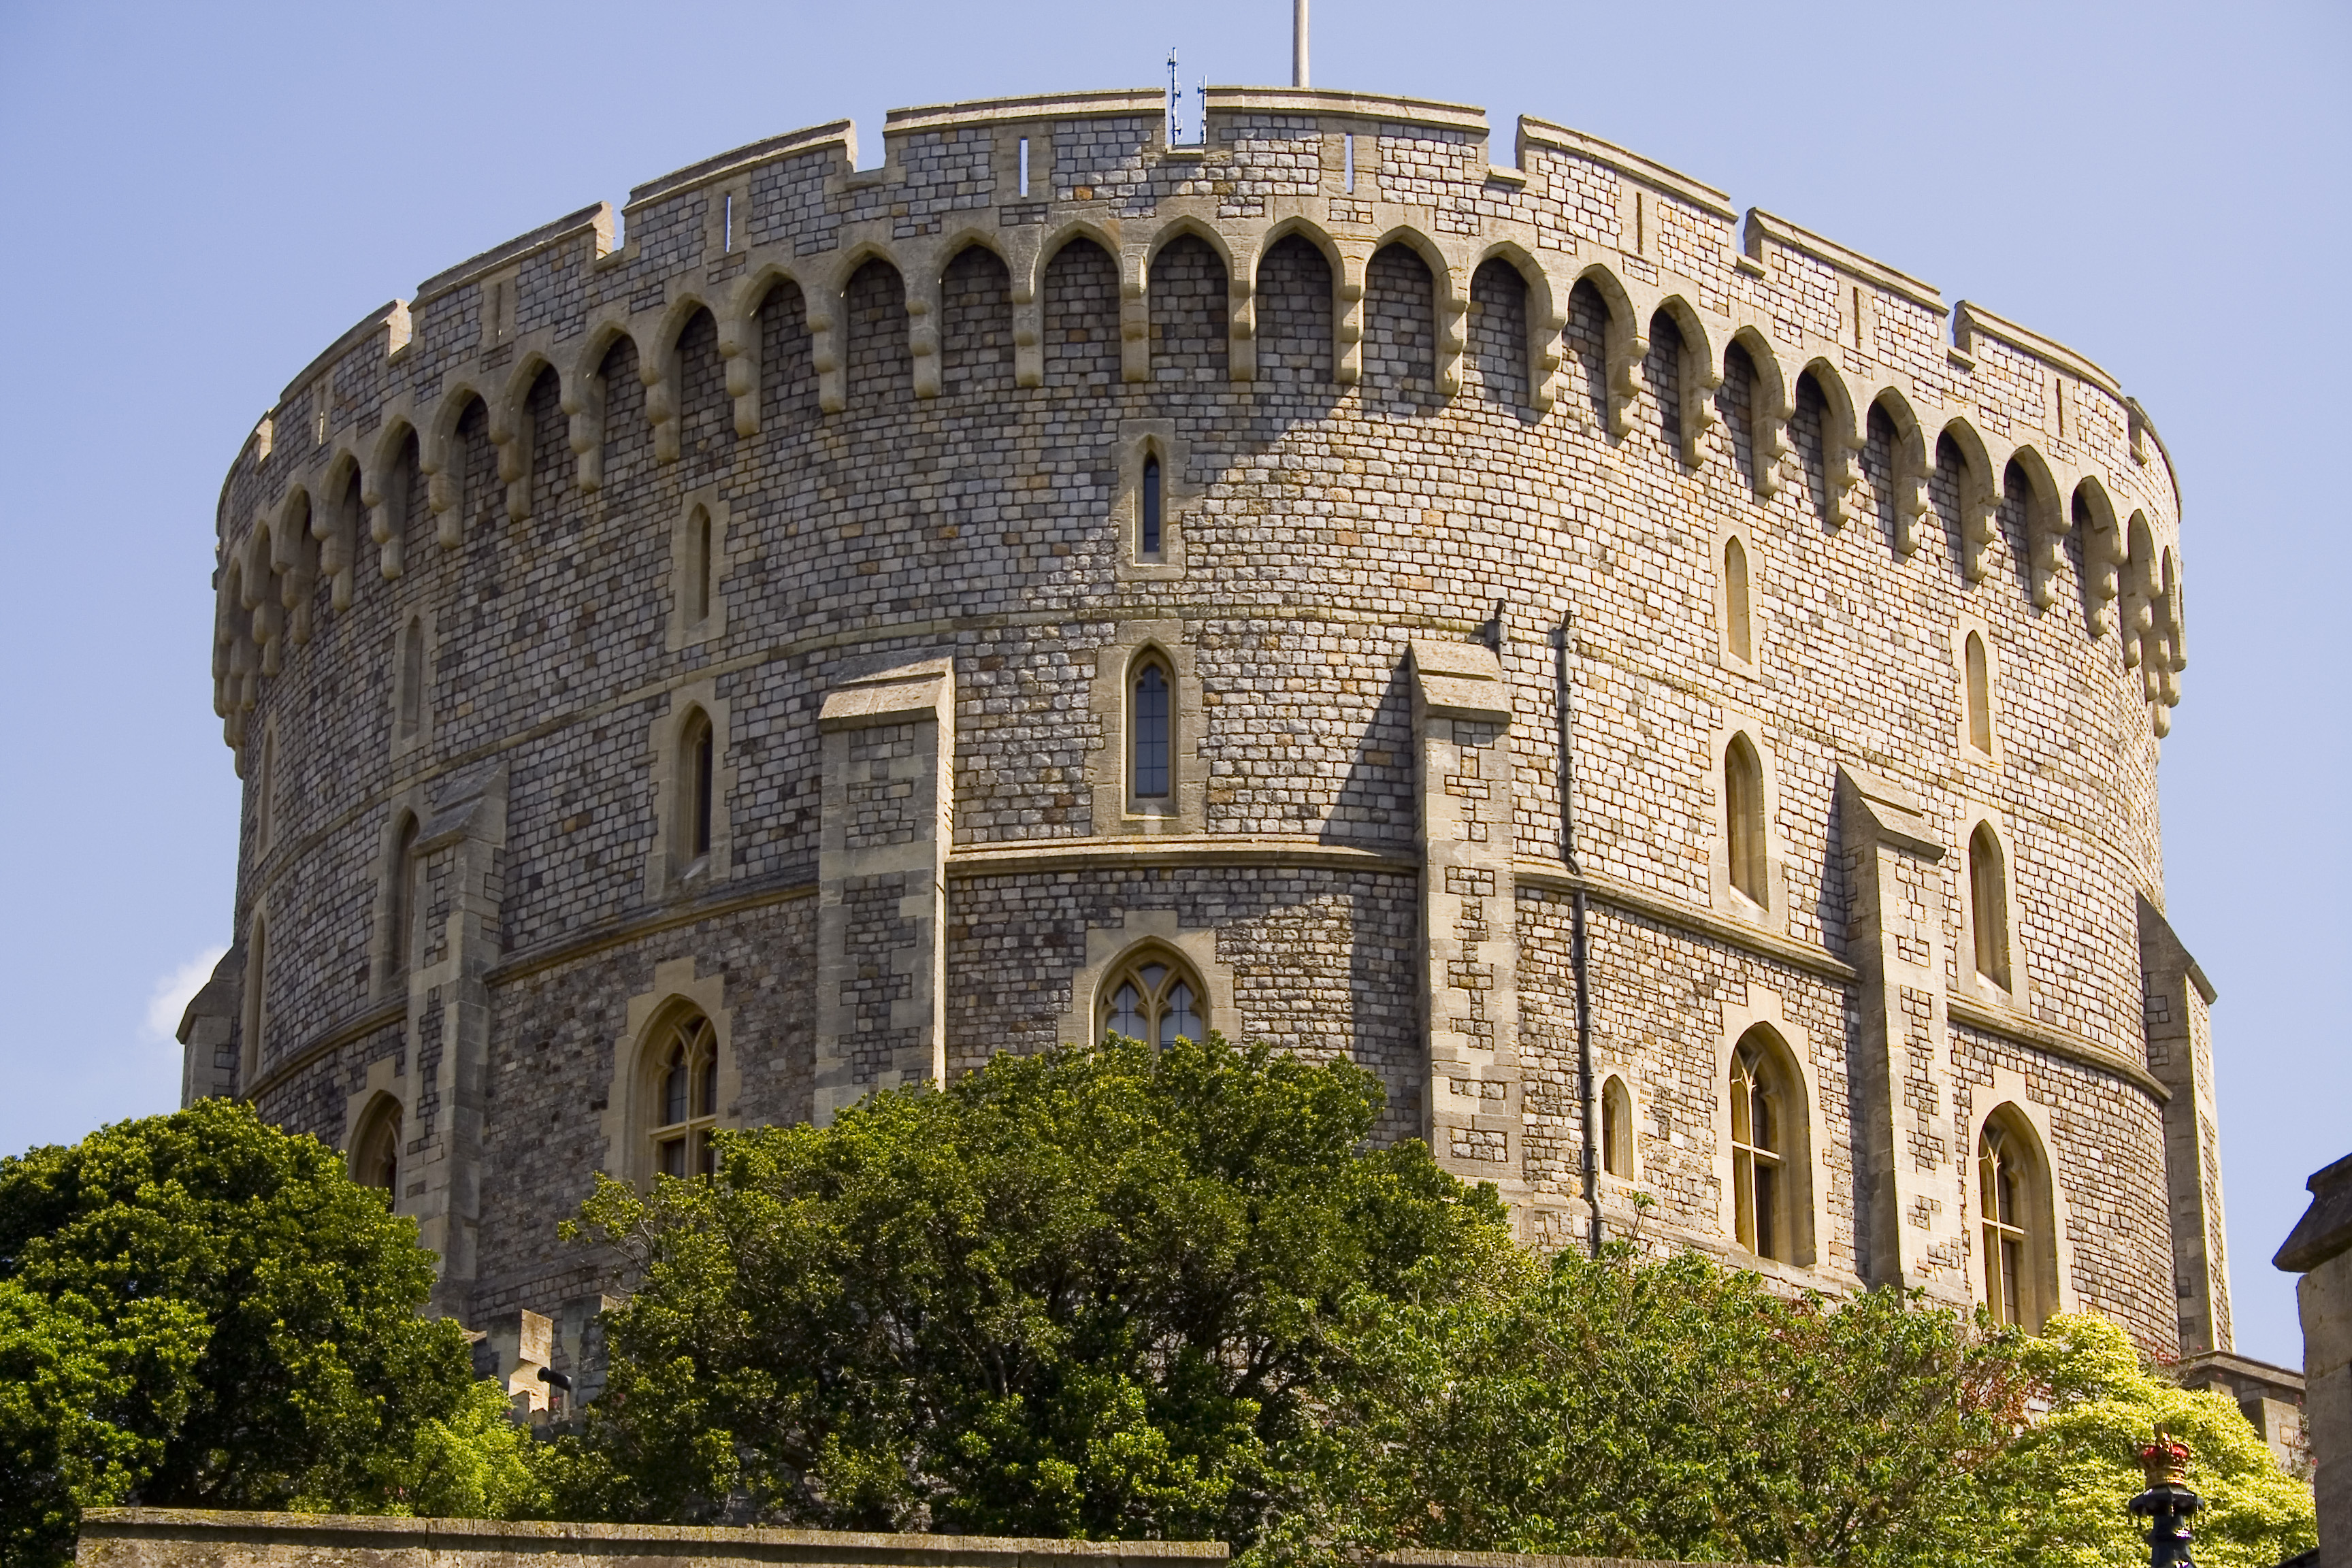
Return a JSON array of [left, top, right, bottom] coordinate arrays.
[[2127, 1433, 2200, 1568]]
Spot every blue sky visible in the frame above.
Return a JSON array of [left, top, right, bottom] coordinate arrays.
[[0, 0, 2341, 1367]]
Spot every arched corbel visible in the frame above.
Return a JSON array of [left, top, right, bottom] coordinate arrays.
[[312, 458, 359, 612], [1735, 335, 1792, 501], [1334, 246, 1368, 386], [363, 424, 410, 581], [562, 344, 611, 491], [1607, 310, 1650, 440], [421, 394, 478, 550], [244, 525, 284, 677], [1228, 260, 1257, 383], [1939, 421, 1996, 579], [1665, 305, 1720, 468], [1120, 245, 1150, 385], [1435, 263, 1467, 400], [2119, 514, 2157, 670], [2007, 450, 2064, 610], [1530, 286, 1565, 416], [1874, 397, 1927, 555], [905, 258, 943, 399], [719, 297, 760, 436], [272, 493, 316, 647], [808, 287, 845, 414], [2076, 483, 2121, 635], [1799, 365, 1862, 527], [641, 318, 685, 463]]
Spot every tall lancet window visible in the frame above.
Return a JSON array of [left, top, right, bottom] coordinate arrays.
[[1725, 734, 1767, 906], [1141, 453, 1164, 557], [1722, 535, 1752, 664], [1970, 822, 2012, 992], [1132, 660, 1171, 799]]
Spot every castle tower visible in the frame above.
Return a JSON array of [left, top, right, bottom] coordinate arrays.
[[187, 86, 2216, 1352]]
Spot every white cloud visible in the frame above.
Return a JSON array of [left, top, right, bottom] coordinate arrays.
[[144, 948, 229, 1044]]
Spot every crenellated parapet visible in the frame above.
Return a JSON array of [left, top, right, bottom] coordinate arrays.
[[213, 86, 2185, 765]]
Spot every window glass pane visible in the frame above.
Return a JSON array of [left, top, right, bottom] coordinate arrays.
[[698, 1049, 717, 1119], [659, 1137, 685, 1178], [696, 1129, 715, 1179], [1110, 983, 1145, 1041], [1139, 963, 1167, 994], [1142, 455, 1162, 555], [1162, 983, 1198, 1047], [1134, 666, 1171, 798], [1755, 1165, 1778, 1259], [664, 1054, 689, 1126]]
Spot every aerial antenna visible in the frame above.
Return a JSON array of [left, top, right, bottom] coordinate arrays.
[[1166, 48, 1182, 145], [1293, 0, 1309, 88]]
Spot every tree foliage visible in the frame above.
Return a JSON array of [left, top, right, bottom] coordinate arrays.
[[0, 1099, 540, 1566], [1982, 1312, 2317, 1568], [555, 1036, 2315, 1566], [550, 1034, 1516, 1538], [1309, 1245, 2039, 1565]]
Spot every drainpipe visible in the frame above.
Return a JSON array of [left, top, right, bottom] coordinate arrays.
[[1554, 612, 1603, 1258]]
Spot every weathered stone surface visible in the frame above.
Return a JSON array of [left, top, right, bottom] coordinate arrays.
[[197, 86, 2207, 1356]]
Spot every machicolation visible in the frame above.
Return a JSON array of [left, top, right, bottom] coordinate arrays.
[[188, 85, 2225, 1392]]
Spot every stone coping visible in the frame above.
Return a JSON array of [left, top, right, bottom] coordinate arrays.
[[75, 1513, 1758, 1568], [77, 1511, 1227, 1566]]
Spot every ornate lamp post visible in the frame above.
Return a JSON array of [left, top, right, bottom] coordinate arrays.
[[2128, 1432, 2202, 1567]]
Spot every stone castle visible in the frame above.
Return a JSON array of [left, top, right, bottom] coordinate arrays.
[[184, 84, 2230, 1379]]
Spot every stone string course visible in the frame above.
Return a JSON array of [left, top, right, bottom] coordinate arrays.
[[193, 86, 2219, 1361]]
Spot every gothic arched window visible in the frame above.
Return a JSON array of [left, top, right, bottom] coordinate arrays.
[[387, 813, 421, 977], [1131, 658, 1173, 801], [1730, 1030, 1793, 1262], [1098, 947, 1207, 1049], [1970, 821, 2012, 992], [1722, 535, 1752, 664], [1141, 453, 1164, 557], [1725, 733, 1767, 907], [352, 1096, 402, 1196], [679, 707, 715, 868], [1601, 1075, 1634, 1178], [1965, 631, 1993, 755], [648, 1010, 719, 1180], [1978, 1111, 2051, 1328]]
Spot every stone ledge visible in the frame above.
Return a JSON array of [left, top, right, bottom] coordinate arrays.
[[76, 1510, 1228, 1567], [1512, 856, 1859, 985], [1946, 993, 2169, 1104], [949, 834, 1417, 878]]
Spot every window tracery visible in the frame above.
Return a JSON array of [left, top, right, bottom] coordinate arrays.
[[1098, 948, 1206, 1048], [648, 1010, 719, 1179]]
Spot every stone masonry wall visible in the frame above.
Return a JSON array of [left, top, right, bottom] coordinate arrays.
[[201, 86, 2202, 1352]]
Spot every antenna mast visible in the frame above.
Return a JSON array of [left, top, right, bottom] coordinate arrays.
[[1293, 0, 1309, 88], [1166, 48, 1182, 144]]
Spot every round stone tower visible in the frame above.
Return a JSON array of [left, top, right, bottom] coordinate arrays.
[[191, 86, 2226, 1363]]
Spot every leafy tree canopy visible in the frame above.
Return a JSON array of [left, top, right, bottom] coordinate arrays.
[[550, 1034, 1517, 1539], [554, 1036, 2315, 1568], [0, 1098, 539, 1567]]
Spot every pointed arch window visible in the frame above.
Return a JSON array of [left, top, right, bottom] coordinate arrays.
[[353, 1098, 402, 1196], [1970, 822, 2012, 992], [688, 506, 715, 625], [1098, 948, 1207, 1049], [649, 1011, 720, 1179], [1722, 536, 1752, 665], [1601, 1075, 1634, 1179], [1131, 659, 1173, 800], [1730, 1033, 1790, 1261], [1141, 453, 1164, 557], [680, 708, 715, 866], [397, 617, 425, 741], [1725, 734, 1767, 907], [1978, 1112, 2049, 1328], [388, 813, 421, 977], [1964, 631, 1993, 755]]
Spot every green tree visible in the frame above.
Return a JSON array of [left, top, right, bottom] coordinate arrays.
[[549, 1034, 1516, 1541], [1305, 1245, 2040, 1566], [1981, 1311, 2317, 1568], [0, 1098, 540, 1566]]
